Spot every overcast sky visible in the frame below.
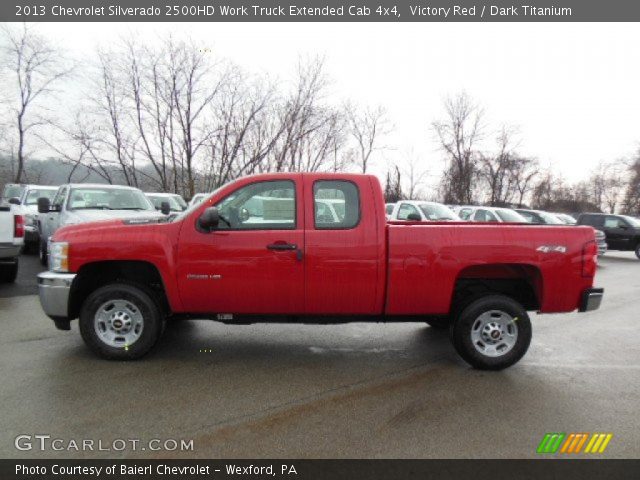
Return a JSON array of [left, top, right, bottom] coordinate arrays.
[[33, 22, 640, 185]]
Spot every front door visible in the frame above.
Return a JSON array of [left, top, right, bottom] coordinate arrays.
[[604, 216, 632, 250], [177, 177, 304, 314]]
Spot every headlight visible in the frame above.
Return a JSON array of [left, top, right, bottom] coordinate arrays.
[[49, 241, 70, 273]]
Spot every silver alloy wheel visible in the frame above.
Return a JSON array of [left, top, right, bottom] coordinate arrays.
[[94, 299, 144, 348], [470, 310, 518, 357]]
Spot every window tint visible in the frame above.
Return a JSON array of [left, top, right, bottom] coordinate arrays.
[[580, 215, 604, 227], [215, 180, 296, 230], [397, 203, 420, 221], [313, 180, 359, 229]]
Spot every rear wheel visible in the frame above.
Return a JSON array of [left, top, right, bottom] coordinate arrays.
[[79, 283, 165, 360], [450, 295, 531, 370], [0, 258, 18, 283]]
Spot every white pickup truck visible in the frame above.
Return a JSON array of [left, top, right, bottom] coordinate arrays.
[[0, 203, 24, 283]]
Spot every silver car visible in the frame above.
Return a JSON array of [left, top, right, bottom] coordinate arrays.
[[38, 184, 163, 265]]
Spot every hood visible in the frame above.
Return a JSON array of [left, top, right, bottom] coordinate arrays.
[[63, 209, 164, 226]]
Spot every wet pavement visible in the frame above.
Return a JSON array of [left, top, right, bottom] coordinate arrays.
[[0, 253, 638, 458]]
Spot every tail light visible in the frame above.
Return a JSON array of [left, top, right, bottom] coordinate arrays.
[[14, 215, 24, 238], [582, 240, 597, 277]]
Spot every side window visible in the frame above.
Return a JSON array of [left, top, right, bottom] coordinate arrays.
[[604, 216, 626, 229], [397, 203, 420, 221], [519, 211, 534, 223], [473, 209, 486, 221], [582, 215, 604, 227], [485, 210, 499, 222], [313, 180, 359, 229], [385, 204, 394, 215], [215, 180, 296, 230], [53, 188, 67, 209], [459, 208, 472, 220]]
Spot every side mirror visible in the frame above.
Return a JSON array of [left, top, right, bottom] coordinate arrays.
[[37, 197, 51, 214], [407, 213, 422, 221], [160, 201, 171, 215], [8, 197, 20, 205], [198, 206, 220, 232]]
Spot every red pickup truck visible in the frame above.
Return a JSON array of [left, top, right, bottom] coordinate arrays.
[[37, 173, 603, 369]]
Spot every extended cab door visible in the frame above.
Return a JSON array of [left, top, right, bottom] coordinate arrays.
[[177, 177, 304, 314], [303, 177, 382, 314]]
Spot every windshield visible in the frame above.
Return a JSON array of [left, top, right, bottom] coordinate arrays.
[[25, 188, 57, 205], [419, 203, 458, 221], [2, 185, 24, 200], [555, 213, 576, 224], [148, 194, 187, 212], [495, 209, 526, 222], [67, 187, 154, 211], [622, 215, 640, 227]]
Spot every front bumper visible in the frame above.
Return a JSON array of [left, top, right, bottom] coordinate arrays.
[[579, 288, 604, 312], [38, 271, 76, 328]]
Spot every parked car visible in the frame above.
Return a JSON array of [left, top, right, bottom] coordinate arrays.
[[6, 185, 58, 252], [1, 183, 26, 203], [0, 202, 24, 283], [388, 200, 460, 222], [577, 213, 640, 259], [553, 213, 578, 225], [456, 206, 527, 223], [517, 209, 607, 256], [188, 193, 208, 207], [145, 193, 188, 213], [37, 173, 602, 370], [37, 184, 163, 266], [385, 203, 395, 220]]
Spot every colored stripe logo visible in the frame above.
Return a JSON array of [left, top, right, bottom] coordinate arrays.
[[537, 433, 612, 454]]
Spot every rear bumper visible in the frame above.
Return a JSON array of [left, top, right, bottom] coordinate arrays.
[[0, 243, 21, 258], [38, 271, 76, 328], [579, 288, 604, 312]]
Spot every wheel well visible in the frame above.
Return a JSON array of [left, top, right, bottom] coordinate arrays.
[[68, 261, 169, 320], [451, 264, 542, 314]]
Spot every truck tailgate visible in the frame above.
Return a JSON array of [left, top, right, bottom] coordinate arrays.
[[0, 205, 15, 244]]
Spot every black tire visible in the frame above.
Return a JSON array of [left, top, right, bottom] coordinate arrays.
[[0, 258, 18, 283], [450, 295, 532, 370], [425, 317, 450, 330], [39, 240, 48, 267], [79, 283, 165, 360], [635, 244, 640, 260]]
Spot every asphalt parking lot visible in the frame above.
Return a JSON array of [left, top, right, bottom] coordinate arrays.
[[0, 252, 638, 459]]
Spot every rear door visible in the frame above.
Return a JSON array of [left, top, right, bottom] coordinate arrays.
[[177, 177, 304, 314], [303, 177, 380, 314]]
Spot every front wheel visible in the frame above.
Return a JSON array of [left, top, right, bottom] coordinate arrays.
[[450, 295, 531, 370], [79, 283, 165, 360]]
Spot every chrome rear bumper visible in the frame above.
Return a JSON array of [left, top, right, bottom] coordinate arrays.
[[579, 288, 604, 312]]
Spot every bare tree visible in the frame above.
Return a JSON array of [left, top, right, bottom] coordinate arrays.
[[1, 24, 73, 183], [590, 161, 625, 213], [478, 127, 521, 206], [384, 164, 404, 203], [511, 156, 539, 207], [432, 92, 483, 204], [347, 104, 390, 174], [402, 150, 429, 199]]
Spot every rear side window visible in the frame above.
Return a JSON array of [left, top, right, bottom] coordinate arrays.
[[581, 215, 604, 227], [604, 216, 626, 229], [313, 181, 359, 229]]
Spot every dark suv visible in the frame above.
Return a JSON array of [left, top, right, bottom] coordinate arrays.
[[577, 213, 640, 259]]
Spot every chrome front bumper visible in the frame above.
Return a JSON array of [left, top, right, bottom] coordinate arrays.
[[38, 271, 76, 321]]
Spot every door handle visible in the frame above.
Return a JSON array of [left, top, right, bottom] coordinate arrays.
[[267, 242, 297, 251], [267, 242, 303, 261]]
